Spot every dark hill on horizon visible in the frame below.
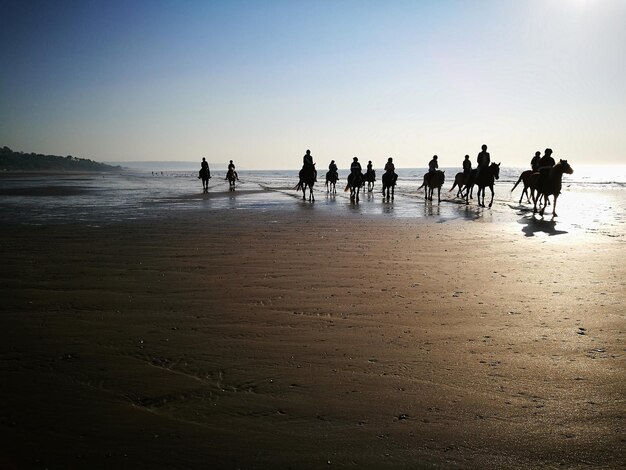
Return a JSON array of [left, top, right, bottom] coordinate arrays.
[[1, 146, 121, 172]]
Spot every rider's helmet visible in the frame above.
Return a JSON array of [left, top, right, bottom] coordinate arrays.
[[464, 155, 469, 159], [545, 148, 553, 155], [388, 157, 393, 162], [331, 160, 335, 164], [433, 155, 438, 159], [353, 157, 358, 161], [481, 144, 487, 150]]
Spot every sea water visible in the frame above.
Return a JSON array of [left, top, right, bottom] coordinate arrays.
[[1, 164, 625, 238]]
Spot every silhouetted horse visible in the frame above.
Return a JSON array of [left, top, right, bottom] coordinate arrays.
[[511, 170, 534, 203], [512, 170, 548, 207], [345, 172, 363, 201], [325, 170, 338, 194], [296, 166, 316, 201], [226, 169, 237, 191], [530, 160, 573, 217], [381, 170, 397, 200], [449, 171, 472, 198], [467, 163, 500, 207], [199, 168, 211, 192], [364, 169, 376, 192], [418, 170, 445, 204]]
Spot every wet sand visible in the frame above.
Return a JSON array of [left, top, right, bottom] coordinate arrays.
[[0, 208, 624, 469]]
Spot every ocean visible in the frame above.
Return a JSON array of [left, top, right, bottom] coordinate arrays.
[[1, 163, 625, 239]]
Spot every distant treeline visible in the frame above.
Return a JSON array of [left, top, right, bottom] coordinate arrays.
[[0, 146, 121, 172]]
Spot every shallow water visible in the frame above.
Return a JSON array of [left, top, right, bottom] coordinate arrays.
[[0, 167, 625, 240]]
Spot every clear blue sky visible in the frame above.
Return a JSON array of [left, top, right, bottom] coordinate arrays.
[[1, 0, 625, 169]]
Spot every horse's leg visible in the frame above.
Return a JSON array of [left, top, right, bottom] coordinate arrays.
[[311, 184, 315, 202], [552, 194, 559, 217], [488, 185, 494, 208], [391, 184, 394, 200]]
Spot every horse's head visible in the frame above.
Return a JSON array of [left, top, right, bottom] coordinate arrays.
[[491, 162, 501, 180], [558, 159, 574, 175]]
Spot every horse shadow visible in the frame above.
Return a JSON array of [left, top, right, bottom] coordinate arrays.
[[518, 215, 568, 237]]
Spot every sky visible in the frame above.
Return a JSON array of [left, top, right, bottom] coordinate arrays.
[[1, 0, 625, 169]]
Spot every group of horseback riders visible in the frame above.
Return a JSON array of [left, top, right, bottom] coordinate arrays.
[[198, 158, 238, 192], [303, 150, 397, 193], [202, 145, 561, 200]]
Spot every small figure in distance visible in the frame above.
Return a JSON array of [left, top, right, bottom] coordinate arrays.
[[384, 157, 396, 174], [423, 154, 439, 187], [199, 156, 211, 192], [537, 148, 556, 187], [462, 154, 472, 182], [365, 160, 377, 191], [325, 159, 339, 193], [346, 157, 363, 200], [428, 155, 439, 173], [530, 151, 541, 172], [382, 156, 398, 197], [476, 144, 490, 177], [383, 157, 398, 189], [328, 159, 338, 180], [227, 160, 239, 180], [538, 148, 555, 170], [350, 156, 362, 176], [302, 149, 317, 182]]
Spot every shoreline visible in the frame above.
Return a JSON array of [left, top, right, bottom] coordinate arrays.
[[0, 211, 624, 468]]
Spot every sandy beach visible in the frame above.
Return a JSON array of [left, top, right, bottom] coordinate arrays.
[[0, 198, 624, 469]]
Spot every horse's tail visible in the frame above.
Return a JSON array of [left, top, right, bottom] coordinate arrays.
[[511, 174, 523, 192], [417, 181, 426, 190], [294, 181, 303, 191], [344, 182, 350, 192], [449, 181, 457, 192]]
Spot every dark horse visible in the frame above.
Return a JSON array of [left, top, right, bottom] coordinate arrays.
[[345, 172, 363, 201], [199, 168, 211, 192], [529, 160, 573, 217], [296, 166, 315, 201], [381, 170, 397, 200], [325, 170, 338, 194], [449, 171, 472, 198], [226, 169, 237, 191], [511, 169, 534, 203], [364, 169, 376, 192], [466, 163, 500, 207], [418, 170, 445, 204]]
